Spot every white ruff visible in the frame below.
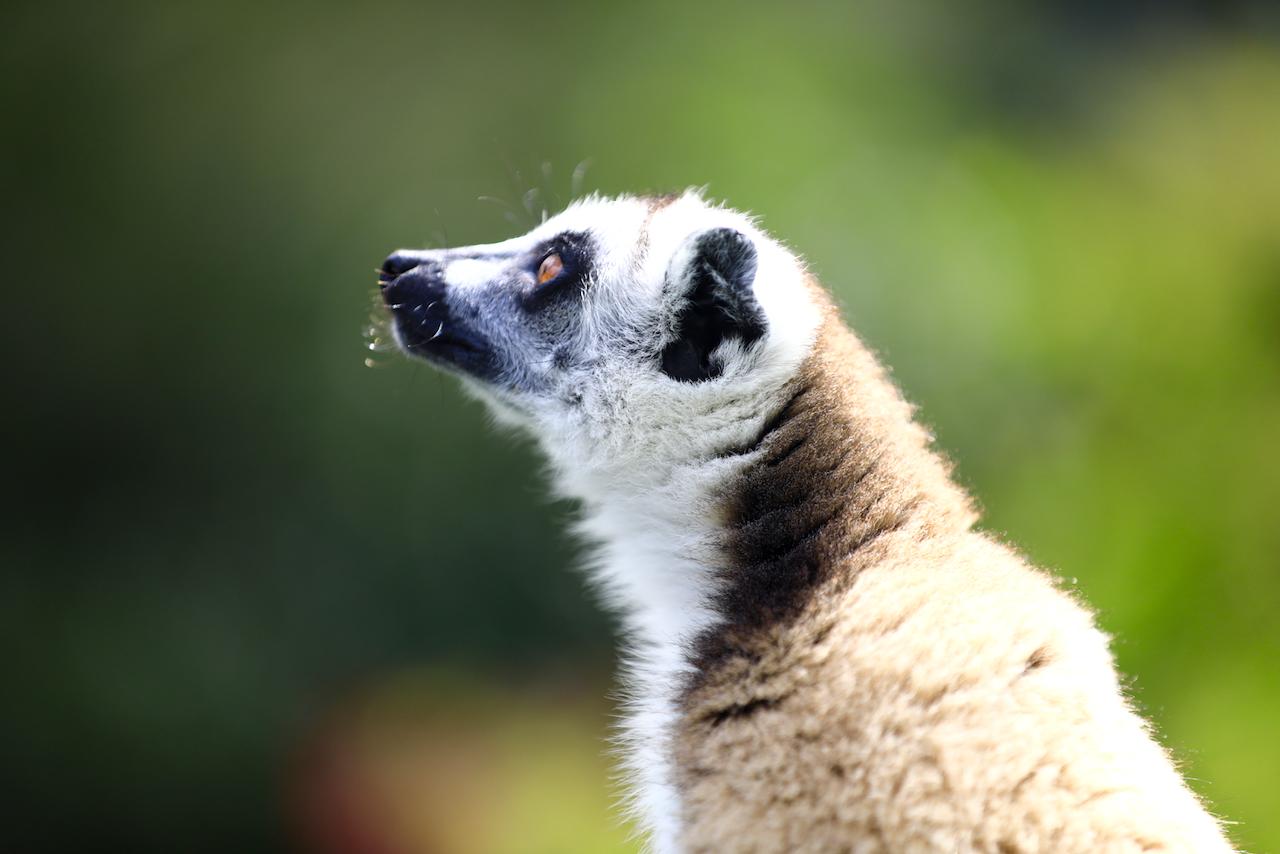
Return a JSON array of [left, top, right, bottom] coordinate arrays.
[[567, 453, 749, 853]]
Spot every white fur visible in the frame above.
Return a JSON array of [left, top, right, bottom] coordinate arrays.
[[393, 191, 824, 850]]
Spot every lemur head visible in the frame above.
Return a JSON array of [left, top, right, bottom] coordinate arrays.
[[380, 191, 823, 494]]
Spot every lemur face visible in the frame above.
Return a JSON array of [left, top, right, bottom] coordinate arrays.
[[380, 191, 821, 484]]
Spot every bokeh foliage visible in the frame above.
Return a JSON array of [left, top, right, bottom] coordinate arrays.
[[3, 1, 1278, 852]]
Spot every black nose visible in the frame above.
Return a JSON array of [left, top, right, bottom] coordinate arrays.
[[381, 259, 447, 310], [380, 251, 428, 281]]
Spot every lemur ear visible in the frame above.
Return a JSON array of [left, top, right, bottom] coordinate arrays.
[[660, 228, 766, 382]]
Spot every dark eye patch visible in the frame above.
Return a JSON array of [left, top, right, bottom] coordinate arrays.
[[521, 231, 595, 310]]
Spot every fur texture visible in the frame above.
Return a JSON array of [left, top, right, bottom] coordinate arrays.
[[675, 291, 1232, 852], [378, 191, 1234, 853]]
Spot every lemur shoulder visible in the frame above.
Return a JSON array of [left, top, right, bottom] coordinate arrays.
[[377, 191, 1234, 853]]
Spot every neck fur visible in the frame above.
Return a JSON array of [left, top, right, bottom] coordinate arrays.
[[563, 305, 977, 851], [568, 451, 745, 852]]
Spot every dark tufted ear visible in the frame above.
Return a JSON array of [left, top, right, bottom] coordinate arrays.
[[660, 228, 766, 382]]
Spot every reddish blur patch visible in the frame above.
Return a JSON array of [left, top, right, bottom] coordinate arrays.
[[286, 686, 507, 854]]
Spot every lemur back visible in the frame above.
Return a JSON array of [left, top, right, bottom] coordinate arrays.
[[675, 298, 1229, 852]]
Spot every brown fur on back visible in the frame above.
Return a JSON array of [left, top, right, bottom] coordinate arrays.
[[674, 288, 1233, 852]]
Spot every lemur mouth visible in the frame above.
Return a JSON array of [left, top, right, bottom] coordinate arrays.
[[379, 261, 497, 381]]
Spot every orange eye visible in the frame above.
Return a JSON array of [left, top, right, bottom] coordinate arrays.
[[537, 253, 564, 285]]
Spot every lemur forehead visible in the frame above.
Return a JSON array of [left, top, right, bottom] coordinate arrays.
[[533, 194, 650, 251], [509, 192, 708, 282]]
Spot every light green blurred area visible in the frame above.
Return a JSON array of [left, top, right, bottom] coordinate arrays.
[[3, 1, 1278, 852]]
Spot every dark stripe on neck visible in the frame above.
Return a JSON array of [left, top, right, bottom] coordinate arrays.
[[688, 353, 925, 682]]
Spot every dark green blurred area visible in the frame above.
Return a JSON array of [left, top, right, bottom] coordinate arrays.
[[3, 1, 1278, 852]]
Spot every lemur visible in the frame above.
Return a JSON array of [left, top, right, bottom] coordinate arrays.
[[377, 191, 1234, 853]]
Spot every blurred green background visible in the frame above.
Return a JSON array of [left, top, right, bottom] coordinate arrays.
[[4, 1, 1278, 852]]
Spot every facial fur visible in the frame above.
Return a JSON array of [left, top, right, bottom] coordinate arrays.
[[380, 190, 823, 497]]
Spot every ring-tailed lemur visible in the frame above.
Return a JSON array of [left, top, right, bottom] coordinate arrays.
[[377, 191, 1234, 853]]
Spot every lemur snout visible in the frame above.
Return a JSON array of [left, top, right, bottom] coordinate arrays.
[[379, 254, 497, 379], [379, 253, 446, 309], [380, 251, 432, 282], [380, 259, 445, 313]]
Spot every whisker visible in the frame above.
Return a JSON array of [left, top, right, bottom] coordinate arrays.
[[434, 208, 450, 251], [522, 187, 540, 218], [478, 194, 519, 212], [571, 158, 592, 199], [414, 302, 440, 331], [502, 154, 538, 228], [362, 287, 399, 367]]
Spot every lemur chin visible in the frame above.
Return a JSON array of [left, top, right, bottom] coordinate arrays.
[[377, 190, 1234, 853]]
